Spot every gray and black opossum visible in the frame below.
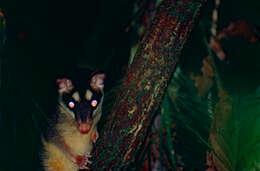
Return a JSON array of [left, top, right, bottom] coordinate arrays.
[[41, 72, 105, 171]]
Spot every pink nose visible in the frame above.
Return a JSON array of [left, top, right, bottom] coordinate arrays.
[[80, 128, 89, 134], [79, 123, 91, 134]]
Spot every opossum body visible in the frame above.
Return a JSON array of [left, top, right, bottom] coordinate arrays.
[[41, 72, 105, 171]]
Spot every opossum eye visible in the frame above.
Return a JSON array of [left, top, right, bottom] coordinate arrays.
[[91, 100, 98, 107], [68, 101, 75, 109]]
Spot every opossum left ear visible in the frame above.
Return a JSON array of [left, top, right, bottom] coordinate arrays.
[[56, 78, 74, 95], [90, 72, 105, 91]]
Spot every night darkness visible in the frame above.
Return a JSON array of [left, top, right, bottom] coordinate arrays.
[[0, 0, 260, 170], [1, 0, 132, 170]]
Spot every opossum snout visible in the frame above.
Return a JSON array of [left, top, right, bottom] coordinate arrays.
[[78, 119, 92, 134]]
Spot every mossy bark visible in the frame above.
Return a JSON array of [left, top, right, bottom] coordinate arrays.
[[91, 0, 206, 169]]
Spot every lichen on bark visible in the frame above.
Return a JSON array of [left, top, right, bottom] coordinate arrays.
[[91, 0, 207, 169]]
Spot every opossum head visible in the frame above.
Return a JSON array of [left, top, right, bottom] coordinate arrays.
[[57, 72, 105, 134]]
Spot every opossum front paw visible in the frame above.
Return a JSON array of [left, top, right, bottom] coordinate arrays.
[[76, 152, 92, 170], [90, 128, 99, 143]]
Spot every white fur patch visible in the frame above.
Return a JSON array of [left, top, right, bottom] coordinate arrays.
[[72, 92, 80, 102], [85, 90, 93, 100]]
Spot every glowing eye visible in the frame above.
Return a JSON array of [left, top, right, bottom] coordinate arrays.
[[68, 101, 75, 109], [91, 100, 98, 107]]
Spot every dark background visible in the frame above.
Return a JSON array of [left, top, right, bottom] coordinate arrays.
[[0, 0, 132, 170], [0, 0, 259, 170]]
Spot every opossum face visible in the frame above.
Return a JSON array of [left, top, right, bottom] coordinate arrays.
[[57, 73, 105, 134]]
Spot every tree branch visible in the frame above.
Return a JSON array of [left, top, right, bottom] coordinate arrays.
[[91, 0, 207, 169]]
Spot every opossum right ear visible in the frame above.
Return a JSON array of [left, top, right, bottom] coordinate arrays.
[[56, 78, 74, 95], [90, 72, 105, 91]]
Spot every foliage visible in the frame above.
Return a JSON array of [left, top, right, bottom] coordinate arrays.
[[159, 67, 213, 170], [209, 89, 260, 171]]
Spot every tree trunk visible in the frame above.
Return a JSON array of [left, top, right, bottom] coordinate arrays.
[[91, 0, 207, 169]]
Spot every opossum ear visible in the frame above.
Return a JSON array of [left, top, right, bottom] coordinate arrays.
[[90, 72, 105, 91], [56, 78, 74, 95]]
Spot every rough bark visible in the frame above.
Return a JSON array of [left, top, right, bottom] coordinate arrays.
[[91, 0, 206, 169]]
